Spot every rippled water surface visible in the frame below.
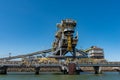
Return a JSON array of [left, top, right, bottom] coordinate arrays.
[[0, 72, 120, 80]]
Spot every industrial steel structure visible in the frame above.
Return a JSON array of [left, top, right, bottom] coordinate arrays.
[[0, 19, 119, 75], [0, 19, 88, 60]]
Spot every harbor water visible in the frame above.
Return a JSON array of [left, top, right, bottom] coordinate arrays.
[[0, 72, 120, 80]]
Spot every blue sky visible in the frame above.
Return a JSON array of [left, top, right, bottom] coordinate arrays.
[[0, 0, 120, 61]]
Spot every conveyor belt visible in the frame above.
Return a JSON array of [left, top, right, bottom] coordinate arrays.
[[0, 49, 52, 60]]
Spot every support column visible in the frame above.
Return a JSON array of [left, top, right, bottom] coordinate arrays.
[[72, 48, 76, 58], [68, 63, 76, 75], [35, 67, 40, 75], [63, 69, 68, 74], [93, 66, 102, 74], [61, 66, 68, 74], [60, 48, 62, 56], [76, 66, 80, 75], [0, 66, 7, 75]]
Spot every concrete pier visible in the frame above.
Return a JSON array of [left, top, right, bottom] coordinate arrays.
[[76, 66, 81, 74], [93, 66, 102, 74], [0, 66, 7, 74], [35, 67, 40, 75], [61, 66, 68, 74]]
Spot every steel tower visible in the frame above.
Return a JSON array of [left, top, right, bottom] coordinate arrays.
[[52, 19, 78, 57]]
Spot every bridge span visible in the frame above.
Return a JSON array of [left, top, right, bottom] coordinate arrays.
[[0, 62, 120, 75]]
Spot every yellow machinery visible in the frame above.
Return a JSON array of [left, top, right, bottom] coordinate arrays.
[[37, 58, 58, 64], [67, 34, 72, 51]]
